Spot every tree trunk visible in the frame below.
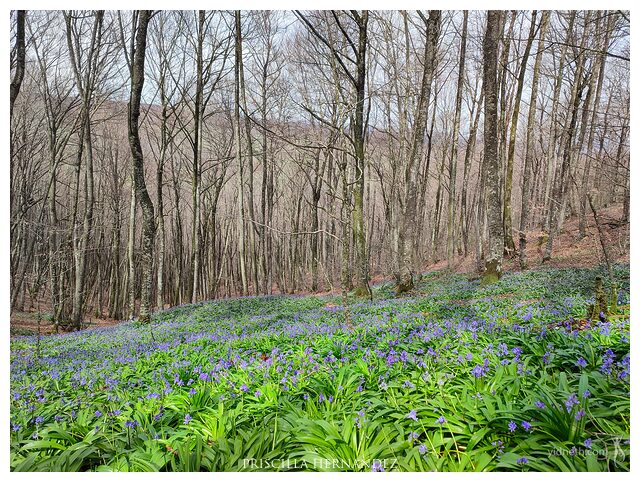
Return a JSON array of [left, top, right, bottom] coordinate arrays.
[[128, 10, 156, 323], [447, 10, 467, 270], [503, 11, 536, 257], [519, 11, 547, 270], [482, 11, 504, 284]]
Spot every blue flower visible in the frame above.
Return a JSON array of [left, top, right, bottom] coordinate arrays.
[[125, 420, 138, 429], [94, 410, 102, 417], [521, 421, 532, 432], [584, 438, 592, 449], [517, 457, 528, 465], [576, 357, 587, 368], [407, 410, 418, 422], [34, 416, 44, 425], [418, 444, 427, 455], [534, 400, 546, 409], [565, 394, 579, 411], [254, 389, 262, 398], [436, 416, 446, 425], [582, 390, 591, 398], [508, 420, 517, 432], [371, 460, 384, 472], [575, 409, 586, 421], [183, 414, 192, 425]]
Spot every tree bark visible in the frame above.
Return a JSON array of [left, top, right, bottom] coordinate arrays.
[[128, 10, 156, 323], [482, 11, 504, 284], [519, 11, 548, 270]]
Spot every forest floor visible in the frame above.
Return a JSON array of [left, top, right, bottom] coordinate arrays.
[[10, 203, 629, 337], [10, 261, 630, 471]]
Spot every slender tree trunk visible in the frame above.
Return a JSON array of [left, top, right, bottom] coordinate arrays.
[[447, 10, 467, 269], [235, 11, 249, 295], [503, 11, 536, 257], [126, 179, 137, 318], [519, 11, 547, 270]]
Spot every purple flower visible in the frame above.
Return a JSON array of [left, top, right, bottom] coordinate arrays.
[[254, 390, 262, 398], [11, 422, 20, 432], [189, 388, 197, 396], [584, 438, 592, 449], [34, 416, 44, 425], [575, 409, 586, 421], [521, 421, 532, 432], [576, 357, 588, 368], [125, 420, 138, 429], [407, 410, 418, 422], [471, 364, 486, 377], [523, 312, 533, 322], [436, 416, 446, 425], [508, 420, 517, 432], [371, 460, 384, 472], [94, 410, 102, 417], [183, 414, 192, 425], [240, 383, 249, 393], [408, 431, 419, 443], [403, 380, 415, 389], [418, 444, 428, 455], [565, 394, 579, 411], [569, 446, 577, 456], [534, 400, 546, 409], [582, 390, 591, 398], [517, 457, 529, 465]]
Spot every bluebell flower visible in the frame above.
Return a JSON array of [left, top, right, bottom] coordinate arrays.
[[436, 416, 446, 425], [534, 400, 546, 409], [517, 457, 528, 465], [371, 460, 384, 472], [521, 421, 532, 432], [407, 410, 418, 422], [418, 444, 428, 455], [508, 420, 517, 432], [565, 394, 579, 411], [584, 438, 592, 449], [183, 414, 192, 425], [576, 357, 587, 368]]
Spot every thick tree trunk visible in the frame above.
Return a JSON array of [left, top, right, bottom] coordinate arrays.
[[482, 11, 504, 284], [128, 10, 156, 323], [10, 10, 26, 119], [396, 10, 440, 294]]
